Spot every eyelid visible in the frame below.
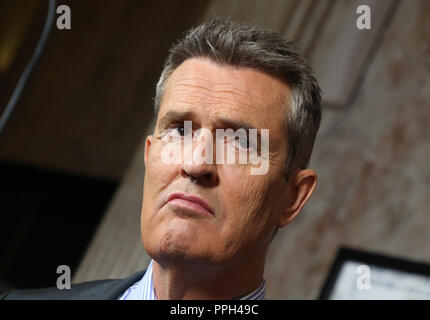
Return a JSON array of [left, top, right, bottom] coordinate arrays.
[[165, 122, 184, 129]]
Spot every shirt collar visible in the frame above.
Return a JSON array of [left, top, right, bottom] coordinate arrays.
[[118, 260, 266, 300]]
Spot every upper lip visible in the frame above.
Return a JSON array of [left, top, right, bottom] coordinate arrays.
[[167, 192, 214, 215]]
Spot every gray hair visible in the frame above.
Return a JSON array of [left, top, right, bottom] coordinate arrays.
[[154, 18, 322, 179]]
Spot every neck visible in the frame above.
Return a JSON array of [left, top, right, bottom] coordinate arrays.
[[152, 253, 266, 300]]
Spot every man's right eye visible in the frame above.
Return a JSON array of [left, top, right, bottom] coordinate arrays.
[[175, 125, 185, 136], [166, 124, 190, 137], [161, 123, 192, 141]]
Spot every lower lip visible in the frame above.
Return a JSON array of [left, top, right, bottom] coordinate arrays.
[[167, 198, 213, 216]]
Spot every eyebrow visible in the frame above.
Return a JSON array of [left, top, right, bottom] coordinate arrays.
[[158, 110, 194, 130], [158, 110, 259, 131], [215, 117, 257, 132]]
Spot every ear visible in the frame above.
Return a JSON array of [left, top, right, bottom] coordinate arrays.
[[278, 169, 317, 228], [144, 135, 153, 166]]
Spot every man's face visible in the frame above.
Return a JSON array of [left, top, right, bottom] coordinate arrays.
[[141, 57, 292, 267]]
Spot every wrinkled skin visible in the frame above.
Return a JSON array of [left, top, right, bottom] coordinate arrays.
[[140, 57, 317, 299]]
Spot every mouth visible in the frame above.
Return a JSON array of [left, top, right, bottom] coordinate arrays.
[[166, 192, 214, 216]]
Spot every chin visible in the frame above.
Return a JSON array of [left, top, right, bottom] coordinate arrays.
[[147, 230, 219, 265], [143, 226, 190, 256]]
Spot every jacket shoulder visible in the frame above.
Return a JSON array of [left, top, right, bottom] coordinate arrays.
[[0, 269, 146, 300]]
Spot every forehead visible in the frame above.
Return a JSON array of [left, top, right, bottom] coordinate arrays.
[[158, 58, 289, 131]]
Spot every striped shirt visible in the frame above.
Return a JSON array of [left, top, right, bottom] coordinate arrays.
[[118, 260, 266, 300]]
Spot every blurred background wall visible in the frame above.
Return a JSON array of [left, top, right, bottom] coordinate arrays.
[[0, 0, 429, 299]]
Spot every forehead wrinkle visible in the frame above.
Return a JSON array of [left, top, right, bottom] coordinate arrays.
[[167, 81, 268, 115], [174, 78, 269, 103], [162, 58, 288, 134]]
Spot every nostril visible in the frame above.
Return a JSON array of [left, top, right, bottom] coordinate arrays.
[[204, 173, 212, 180]]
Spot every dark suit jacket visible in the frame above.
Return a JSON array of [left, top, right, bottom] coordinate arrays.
[[0, 269, 146, 300]]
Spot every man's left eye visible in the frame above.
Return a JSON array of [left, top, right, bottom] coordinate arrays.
[[235, 136, 250, 149]]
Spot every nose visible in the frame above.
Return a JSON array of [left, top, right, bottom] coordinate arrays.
[[181, 162, 218, 185], [180, 133, 218, 185]]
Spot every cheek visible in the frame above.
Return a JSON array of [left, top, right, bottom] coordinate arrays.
[[220, 166, 270, 231], [220, 162, 287, 249], [146, 143, 178, 191], [142, 143, 179, 227]]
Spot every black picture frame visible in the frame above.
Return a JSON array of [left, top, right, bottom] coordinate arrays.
[[319, 246, 430, 299]]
